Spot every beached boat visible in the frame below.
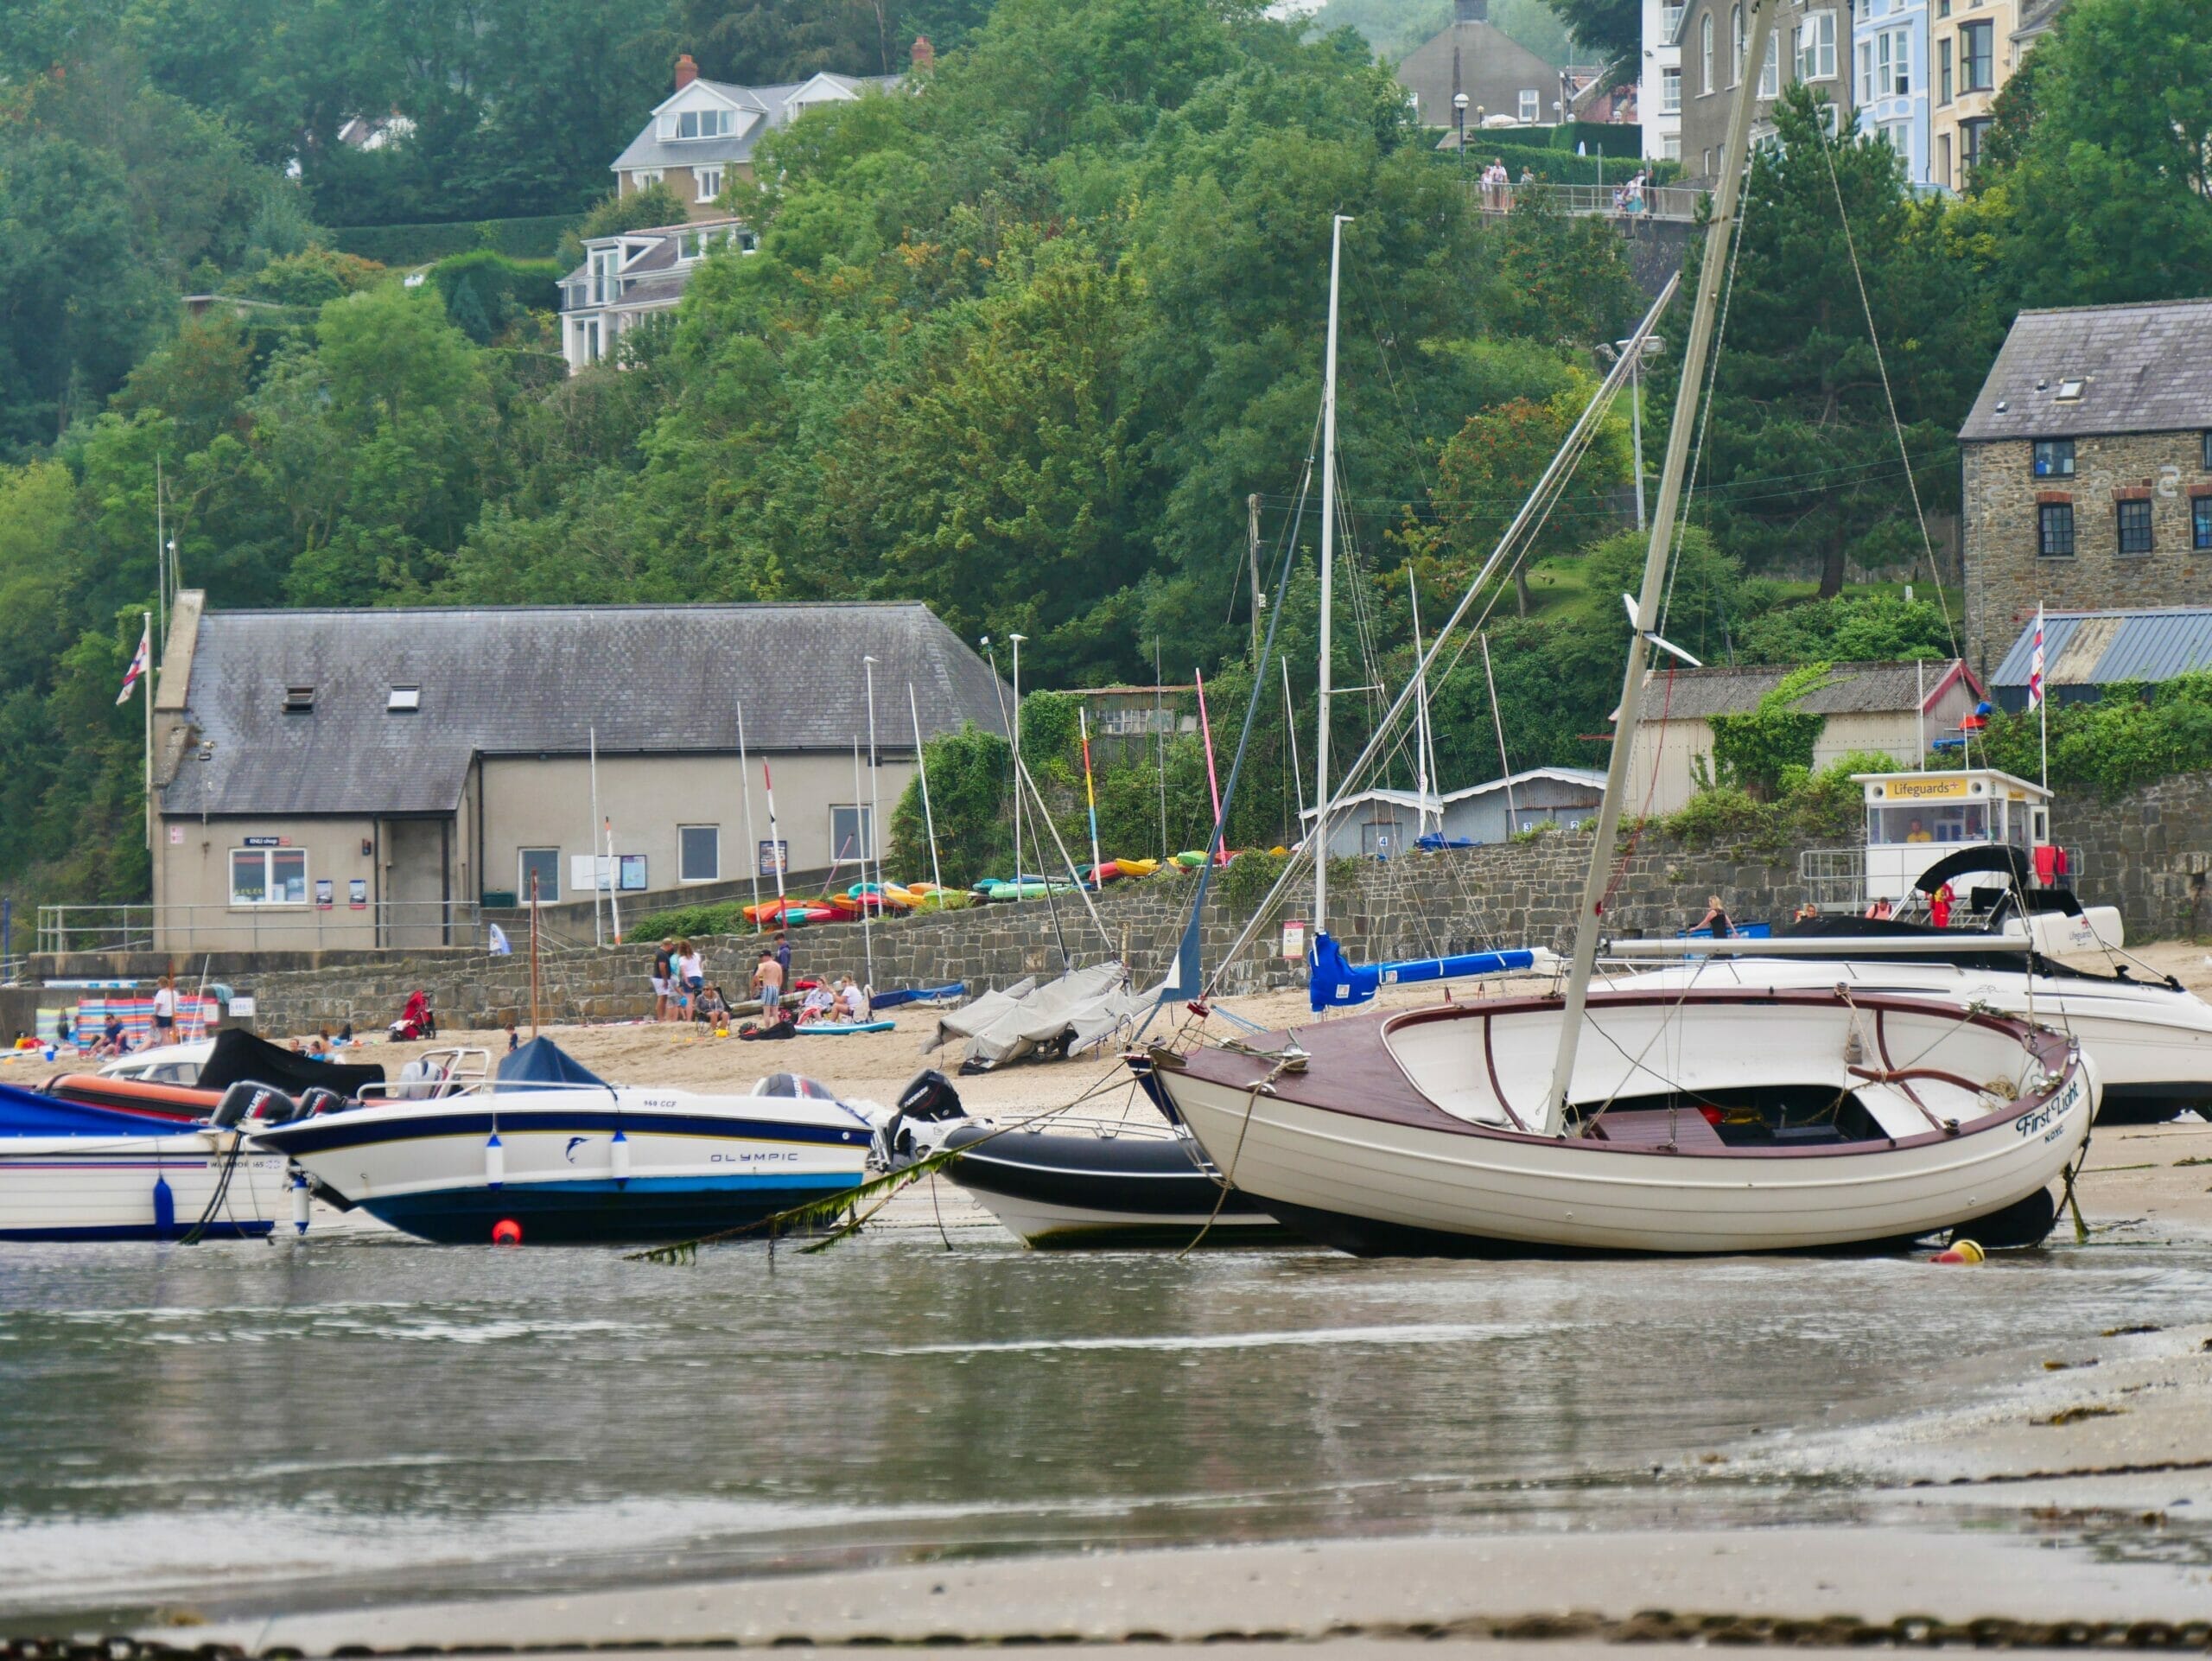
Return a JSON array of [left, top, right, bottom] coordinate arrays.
[[0, 1083, 302, 1243], [251, 1039, 873, 1245]]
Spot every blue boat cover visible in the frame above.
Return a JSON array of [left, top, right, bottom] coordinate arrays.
[[497, 1037, 609, 1088], [0, 1083, 188, 1138], [1308, 932, 1538, 1012]]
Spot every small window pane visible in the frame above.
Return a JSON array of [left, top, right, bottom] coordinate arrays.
[[519, 848, 560, 902], [2194, 498, 2212, 551], [679, 824, 721, 882], [2038, 502, 2074, 557], [2032, 438, 2074, 477], [2118, 499, 2154, 555], [270, 849, 308, 904], [231, 850, 268, 905], [830, 805, 873, 862]]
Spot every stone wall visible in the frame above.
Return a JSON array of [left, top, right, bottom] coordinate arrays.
[[235, 773, 2212, 1034], [1962, 430, 2212, 672]]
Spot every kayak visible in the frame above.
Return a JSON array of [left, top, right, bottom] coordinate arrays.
[[796, 1020, 895, 1035]]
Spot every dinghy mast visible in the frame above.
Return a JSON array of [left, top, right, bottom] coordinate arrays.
[[1540, 0, 1779, 1136]]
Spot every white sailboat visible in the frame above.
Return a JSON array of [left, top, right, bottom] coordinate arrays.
[[1148, 0, 2097, 1255]]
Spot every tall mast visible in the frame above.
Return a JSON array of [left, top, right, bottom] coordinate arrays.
[[1541, 0, 1778, 1136], [1408, 567, 1433, 838], [1313, 213, 1349, 934]]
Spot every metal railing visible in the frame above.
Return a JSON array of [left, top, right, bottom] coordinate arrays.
[[1465, 181, 1703, 222], [1797, 845, 2089, 913], [37, 901, 484, 956]]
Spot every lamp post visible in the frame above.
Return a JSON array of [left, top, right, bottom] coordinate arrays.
[[1453, 92, 1468, 167], [1597, 334, 1669, 531]]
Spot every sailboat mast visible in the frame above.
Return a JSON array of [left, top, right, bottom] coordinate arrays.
[[1408, 568, 1432, 838], [1541, 0, 1778, 1136], [1313, 213, 1349, 934]]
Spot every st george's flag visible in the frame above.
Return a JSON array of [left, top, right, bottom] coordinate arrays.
[[2026, 604, 2046, 711], [116, 623, 150, 706]]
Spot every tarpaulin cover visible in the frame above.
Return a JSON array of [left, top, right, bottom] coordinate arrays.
[[198, 1028, 385, 1098], [0, 1084, 188, 1137], [497, 1036, 609, 1088], [928, 964, 1150, 1072]]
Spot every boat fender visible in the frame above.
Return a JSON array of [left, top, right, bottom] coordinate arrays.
[[153, 1175, 176, 1238], [493, 1219, 523, 1245], [485, 1130, 505, 1190], [290, 1172, 311, 1235], [1929, 1238, 1986, 1265], [611, 1125, 631, 1186]]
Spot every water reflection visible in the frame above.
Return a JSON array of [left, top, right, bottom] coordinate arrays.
[[1, 1232, 2203, 1625]]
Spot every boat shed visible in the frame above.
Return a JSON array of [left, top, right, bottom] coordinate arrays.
[[1302, 767, 1606, 859], [149, 595, 1008, 951], [1989, 607, 2212, 713], [1622, 659, 1985, 817]]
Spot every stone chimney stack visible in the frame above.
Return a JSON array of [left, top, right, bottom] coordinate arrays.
[[1453, 0, 1488, 22], [911, 35, 935, 71], [673, 52, 699, 90]]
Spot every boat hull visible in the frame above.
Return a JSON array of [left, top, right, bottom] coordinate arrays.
[[0, 1133, 288, 1242], [255, 1091, 873, 1246], [1154, 991, 2094, 1257]]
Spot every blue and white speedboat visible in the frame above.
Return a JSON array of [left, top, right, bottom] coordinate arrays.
[[251, 1039, 874, 1245]]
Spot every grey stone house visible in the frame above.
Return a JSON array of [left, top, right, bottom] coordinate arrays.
[[1960, 299, 2212, 672], [149, 596, 1007, 951], [1396, 0, 1566, 136], [1673, 0, 1853, 186]]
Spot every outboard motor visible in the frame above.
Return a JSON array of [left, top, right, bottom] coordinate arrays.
[[297, 1086, 349, 1119], [874, 1069, 968, 1168], [210, 1081, 285, 1129]]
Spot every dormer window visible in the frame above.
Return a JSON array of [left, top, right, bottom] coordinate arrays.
[[388, 685, 421, 712], [283, 684, 315, 712], [673, 107, 732, 140]]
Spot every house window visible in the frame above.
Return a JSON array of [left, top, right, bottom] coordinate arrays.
[[696, 166, 723, 202], [675, 108, 731, 139], [1730, 3, 1744, 81], [1662, 2, 1685, 37], [2202, 430, 2211, 469], [1880, 120, 1910, 153], [1960, 21, 1993, 91], [1758, 33, 1779, 96], [387, 685, 420, 712], [1936, 131, 1952, 185], [1701, 13, 1714, 91], [518, 848, 560, 903], [1961, 115, 1991, 174], [1796, 10, 1836, 80], [679, 824, 721, 883], [1662, 133, 1682, 160], [1872, 26, 1910, 95], [630, 168, 663, 189], [232, 847, 308, 907], [2195, 497, 2212, 551], [1517, 88, 1539, 123], [2037, 502, 2075, 557], [588, 249, 615, 305], [575, 317, 601, 364], [2117, 499, 2154, 555], [2032, 437, 2075, 477], [830, 805, 873, 863], [1661, 67, 1682, 113]]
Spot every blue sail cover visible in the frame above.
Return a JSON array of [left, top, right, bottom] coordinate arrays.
[[497, 1037, 609, 1088], [0, 1083, 189, 1137], [1308, 932, 1538, 1012]]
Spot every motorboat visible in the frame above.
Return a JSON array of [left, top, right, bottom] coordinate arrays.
[[1150, 988, 2095, 1256], [251, 1038, 874, 1245], [0, 1081, 306, 1243], [48, 1028, 386, 1123]]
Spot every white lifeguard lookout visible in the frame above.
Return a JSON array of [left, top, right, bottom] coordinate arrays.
[[1853, 767, 2052, 902]]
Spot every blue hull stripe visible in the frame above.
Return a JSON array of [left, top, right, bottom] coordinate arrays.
[[0, 1222, 275, 1243], [359, 1174, 858, 1244], [258, 1108, 868, 1159]]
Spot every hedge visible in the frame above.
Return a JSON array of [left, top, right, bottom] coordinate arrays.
[[328, 213, 581, 266], [1435, 140, 1681, 187]]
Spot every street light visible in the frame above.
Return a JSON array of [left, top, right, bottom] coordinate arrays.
[[1597, 334, 1669, 531], [1452, 92, 1468, 166]]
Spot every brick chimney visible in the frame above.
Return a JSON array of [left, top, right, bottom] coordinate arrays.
[[911, 35, 935, 71], [673, 52, 698, 90]]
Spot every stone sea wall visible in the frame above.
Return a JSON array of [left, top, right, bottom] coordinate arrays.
[[236, 773, 2212, 1035]]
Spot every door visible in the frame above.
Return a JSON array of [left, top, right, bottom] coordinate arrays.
[[385, 819, 449, 948]]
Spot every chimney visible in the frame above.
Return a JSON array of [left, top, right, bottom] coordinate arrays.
[[911, 35, 935, 71], [1454, 0, 1488, 22], [673, 52, 698, 90]]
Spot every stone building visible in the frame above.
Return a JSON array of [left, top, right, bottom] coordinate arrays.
[[1673, 0, 1851, 187], [1960, 298, 2212, 672]]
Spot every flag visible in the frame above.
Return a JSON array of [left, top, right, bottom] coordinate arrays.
[[2027, 605, 2046, 711], [115, 623, 150, 706]]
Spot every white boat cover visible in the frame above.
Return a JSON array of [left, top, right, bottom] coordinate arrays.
[[927, 964, 1149, 1071]]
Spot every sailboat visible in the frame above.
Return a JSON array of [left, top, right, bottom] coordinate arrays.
[[1146, 1, 2096, 1256]]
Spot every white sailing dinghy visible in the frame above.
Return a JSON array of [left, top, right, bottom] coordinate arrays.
[[1148, 0, 2095, 1255]]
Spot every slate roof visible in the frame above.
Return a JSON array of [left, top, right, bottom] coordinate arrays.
[[1633, 660, 1980, 721], [162, 603, 1011, 818], [610, 73, 897, 174], [1989, 608, 2212, 690], [1960, 299, 2212, 442]]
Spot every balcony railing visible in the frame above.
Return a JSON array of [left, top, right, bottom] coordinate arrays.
[[37, 901, 485, 956]]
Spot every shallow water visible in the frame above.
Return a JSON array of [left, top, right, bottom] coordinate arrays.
[[1, 1226, 2205, 1626]]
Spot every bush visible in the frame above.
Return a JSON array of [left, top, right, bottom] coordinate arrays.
[[1437, 140, 1682, 186], [328, 214, 581, 266], [241, 245, 385, 306], [429, 250, 563, 342], [1979, 672, 2212, 799], [627, 901, 748, 939]]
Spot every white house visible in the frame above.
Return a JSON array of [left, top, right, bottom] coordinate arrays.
[[557, 217, 754, 374], [1641, 0, 1685, 162]]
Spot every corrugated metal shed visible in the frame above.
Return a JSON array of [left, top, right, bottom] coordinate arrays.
[[1960, 299, 2212, 442], [1989, 607, 2212, 710], [163, 602, 1010, 818]]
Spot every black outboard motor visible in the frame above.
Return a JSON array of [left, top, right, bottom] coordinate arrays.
[[874, 1068, 968, 1168], [296, 1085, 349, 1119], [210, 1081, 288, 1128]]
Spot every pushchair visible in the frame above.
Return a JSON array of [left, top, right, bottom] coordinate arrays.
[[388, 990, 438, 1041]]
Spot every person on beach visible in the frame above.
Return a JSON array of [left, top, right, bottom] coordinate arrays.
[[1693, 894, 1732, 939], [774, 929, 791, 996], [92, 1013, 128, 1057], [796, 983, 836, 1025], [1929, 881, 1956, 930], [651, 939, 676, 1021], [836, 977, 869, 1021], [752, 947, 785, 1011], [678, 940, 705, 1008], [151, 973, 177, 1041]]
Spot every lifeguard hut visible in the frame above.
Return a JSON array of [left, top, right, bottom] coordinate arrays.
[[1853, 767, 2051, 902]]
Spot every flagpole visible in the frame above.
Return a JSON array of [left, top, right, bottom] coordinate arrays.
[[737, 702, 762, 932], [142, 612, 153, 856], [2037, 603, 2049, 792], [588, 725, 604, 948]]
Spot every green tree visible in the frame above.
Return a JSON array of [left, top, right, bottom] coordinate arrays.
[[887, 722, 1012, 888]]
